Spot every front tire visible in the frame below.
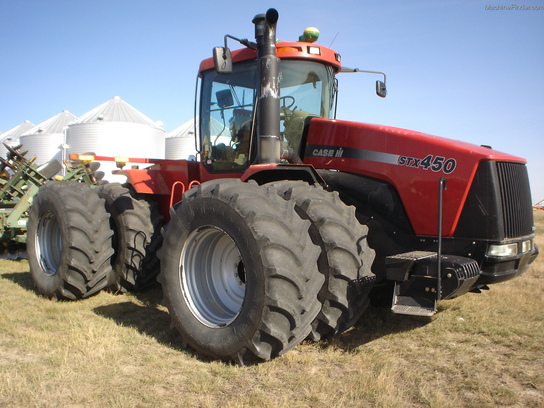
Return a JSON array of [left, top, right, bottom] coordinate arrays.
[[159, 179, 323, 364], [27, 181, 114, 300], [270, 181, 376, 341]]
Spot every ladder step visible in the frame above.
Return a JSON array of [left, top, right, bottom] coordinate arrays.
[[391, 283, 437, 316], [391, 296, 436, 316]]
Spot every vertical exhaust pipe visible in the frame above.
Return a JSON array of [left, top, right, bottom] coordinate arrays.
[[253, 8, 280, 164]]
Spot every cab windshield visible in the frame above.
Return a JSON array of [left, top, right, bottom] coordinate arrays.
[[199, 59, 336, 171]]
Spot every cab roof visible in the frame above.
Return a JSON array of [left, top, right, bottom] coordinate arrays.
[[198, 41, 342, 74]]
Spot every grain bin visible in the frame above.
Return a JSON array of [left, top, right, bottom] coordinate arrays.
[[0, 121, 35, 157], [165, 117, 226, 160], [165, 118, 197, 160], [66, 96, 165, 183], [20, 111, 77, 166]]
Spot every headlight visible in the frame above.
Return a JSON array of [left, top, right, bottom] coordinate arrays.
[[521, 240, 533, 253], [487, 240, 533, 257], [488, 243, 518, 257]]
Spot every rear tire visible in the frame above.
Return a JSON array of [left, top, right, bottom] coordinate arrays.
[[270, 181, 376, 341], [131, 193, 163, 289], [97, 183, 162, 292], [27, 181, 114, 300], [159, 179, 323, 364]]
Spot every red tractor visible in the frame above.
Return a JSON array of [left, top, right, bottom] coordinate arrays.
[[27, 9, 538, 364]]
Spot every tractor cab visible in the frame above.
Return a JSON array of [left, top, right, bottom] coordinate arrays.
[[197, 22, 345, 173], [198, 56, 337, 172]]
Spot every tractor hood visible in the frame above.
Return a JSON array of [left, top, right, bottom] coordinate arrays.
[[303, 118, 526, 237]]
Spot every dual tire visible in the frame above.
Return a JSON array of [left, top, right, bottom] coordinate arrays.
[[160, 179, 375, 363], [27, 181, 161, 299]]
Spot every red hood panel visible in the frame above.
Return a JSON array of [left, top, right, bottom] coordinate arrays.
[[304, 118, 525, 236]]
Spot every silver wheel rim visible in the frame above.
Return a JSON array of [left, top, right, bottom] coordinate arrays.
[[180, 226, 246, 328], [36, 210, 63, 276]]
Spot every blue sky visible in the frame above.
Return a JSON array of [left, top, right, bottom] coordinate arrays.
[[1, 0, 543, 202]]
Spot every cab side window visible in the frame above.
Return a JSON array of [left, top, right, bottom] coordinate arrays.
[[200, 62, 256, 172]]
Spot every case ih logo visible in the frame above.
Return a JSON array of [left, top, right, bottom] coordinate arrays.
[[398, 155, 457, 174], [306, 144, 399, 165], [311, 147, 344, 158]]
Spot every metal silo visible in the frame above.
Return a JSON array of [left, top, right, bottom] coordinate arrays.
[[164, 117, 226, 160], [66, 96, 165, 183], [0, 121, 35, 158], [165, 118, 198, 160], [19, 111, 77, 166]]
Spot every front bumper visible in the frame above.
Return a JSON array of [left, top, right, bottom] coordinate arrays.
[[478, 242, 539, 285]]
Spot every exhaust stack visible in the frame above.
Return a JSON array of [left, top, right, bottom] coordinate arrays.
[[253, 9, 281, 164]]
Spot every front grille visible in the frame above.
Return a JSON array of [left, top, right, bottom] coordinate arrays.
[[455, 161, 534, 240], [496, 162, 534, 238]]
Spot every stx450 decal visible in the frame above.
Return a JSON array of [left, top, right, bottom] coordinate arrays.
[[398, 155, 457, 174]]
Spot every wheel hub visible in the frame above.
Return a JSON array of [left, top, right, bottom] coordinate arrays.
[[35, 210, 62, 276], [180, 226, 246, 327]]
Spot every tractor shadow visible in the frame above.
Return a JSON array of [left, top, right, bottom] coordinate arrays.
[[93, 283, 433, 358], [92, 284, 200, 358], [1, 270, 35, 291], [1, 269, 191, 355], [322, 304, 433, 352], [2, 266, 433, 358]]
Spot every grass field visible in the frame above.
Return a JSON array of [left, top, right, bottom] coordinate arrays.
[[1, 212, 543, 407]]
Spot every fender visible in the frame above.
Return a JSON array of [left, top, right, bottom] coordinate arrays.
[[241, 163, 324, 185], [116, 160, 198, 195]]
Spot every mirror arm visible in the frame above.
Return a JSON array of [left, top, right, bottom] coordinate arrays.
[[341, 68, 387, 87], [224, 34, 257, 51], [340, 67, 387, 98]]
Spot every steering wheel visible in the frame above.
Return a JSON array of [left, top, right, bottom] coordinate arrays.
[[280, 96, 296, 109]]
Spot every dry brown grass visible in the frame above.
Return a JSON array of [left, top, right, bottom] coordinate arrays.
[[1, 212, 543, 407]]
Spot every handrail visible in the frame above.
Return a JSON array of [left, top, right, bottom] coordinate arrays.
[[169, 181, 186, 208], [437, 177, 447, 301]]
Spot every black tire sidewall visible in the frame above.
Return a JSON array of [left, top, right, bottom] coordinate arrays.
[[97, 183, 130, 286], [162, 196, 266, 357], [27, 184, 73, 297]]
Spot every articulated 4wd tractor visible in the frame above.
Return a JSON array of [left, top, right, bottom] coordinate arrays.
[[27, 9, 538, 364]]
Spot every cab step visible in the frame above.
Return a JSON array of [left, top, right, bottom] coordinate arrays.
[[391, 282, 437, 316]]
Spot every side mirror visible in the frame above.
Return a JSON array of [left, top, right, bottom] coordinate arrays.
[[213, 47, 232, 74], [376, 80, 387, 98]]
